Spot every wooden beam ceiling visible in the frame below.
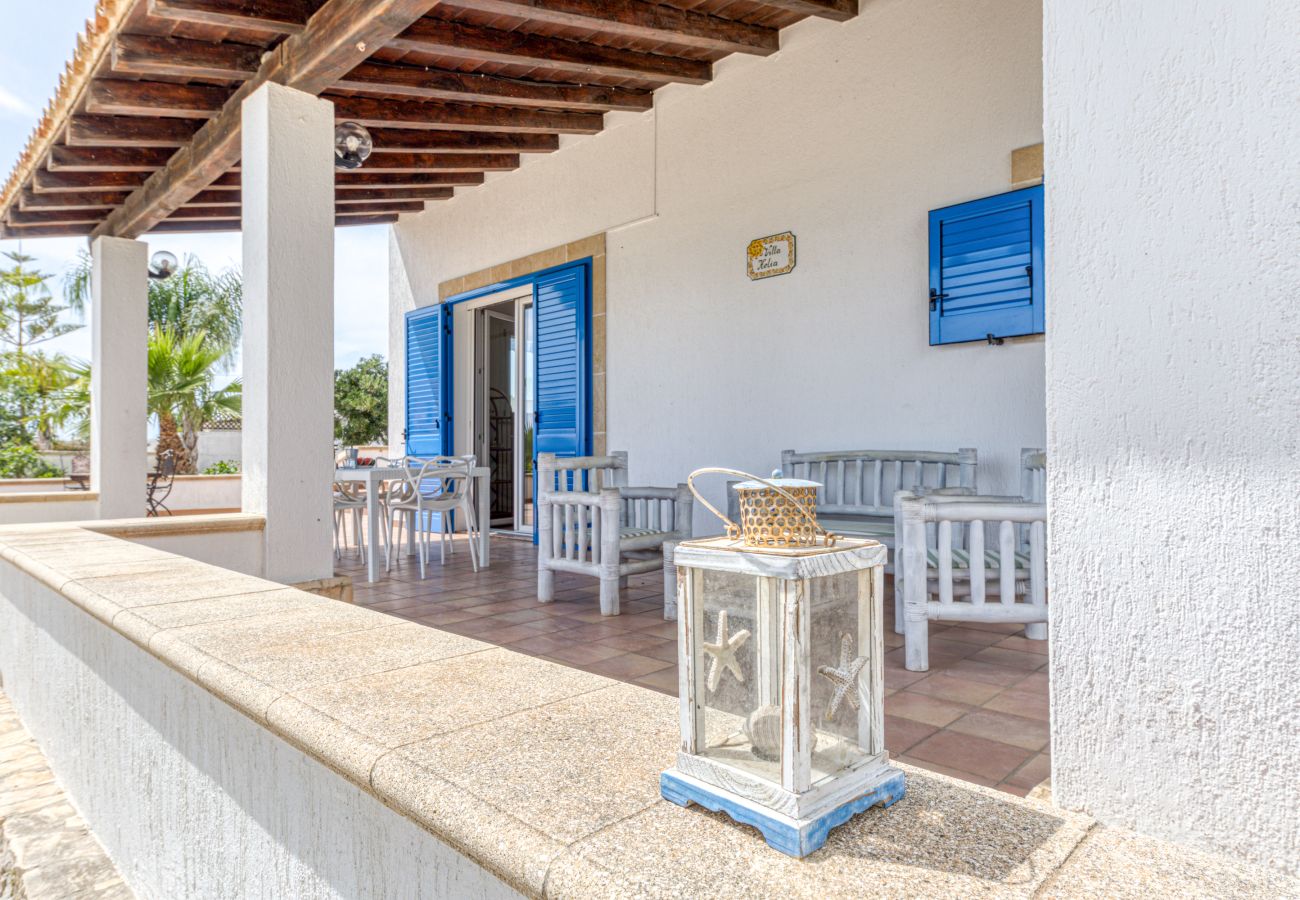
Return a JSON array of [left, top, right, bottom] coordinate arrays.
[[95, 0, 447, 238], [1, 0, 859, 238]]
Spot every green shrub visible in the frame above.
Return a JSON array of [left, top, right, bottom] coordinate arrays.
[[202, 459, 240, 475], [0, 443, 63, 479]]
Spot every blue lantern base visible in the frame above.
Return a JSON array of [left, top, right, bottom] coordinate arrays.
[[660, 766, 906, 858]]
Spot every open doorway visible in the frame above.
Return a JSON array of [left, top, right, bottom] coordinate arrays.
[[473, 292, 534, 535]]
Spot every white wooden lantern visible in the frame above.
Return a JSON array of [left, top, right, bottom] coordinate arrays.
[[660, 470, 904, 857]]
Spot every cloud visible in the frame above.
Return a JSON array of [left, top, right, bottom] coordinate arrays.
[[0, 85, 36, 119]]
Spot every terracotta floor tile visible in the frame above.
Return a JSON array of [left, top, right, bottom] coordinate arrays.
[[984, 686, 1050, 721], [904, 673, 1003, 707], [883, 715, 938, 755], [411, 609, 482, 627], [946, 709, 1049, 752], [584, 653, 673, 680], [996, 782, 1031, 797], [507, 633, 588, 657], [640, 640, 683, 664], [883, 665, 928, 691], [933, 658, 1029, 688], [596, 632, 674, 654], [906, 731, 1033, 782], [632, 666, 680, 695], [486, 608, 555, 625], [1005, 751, 1052, 790], [894, 755, 998, 788], [883, 692, 972, 728], [544, 642, 626, 667], [971, 646, 1046, 672], [936, 626, 1008, 647], [994, 635, 1050, 655]]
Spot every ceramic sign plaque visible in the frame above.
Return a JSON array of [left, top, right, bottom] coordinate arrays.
[[746, 232, 796, 280]]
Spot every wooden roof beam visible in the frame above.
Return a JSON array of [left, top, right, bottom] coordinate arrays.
[[365, 128, 557, 153], [327, 94, 602, 134], [388, 18, 711, 85], [748, 0, 856, 22], [67, 116, 201, 149], [445, 0, 779, 56], [335, 187, 453, 202], [335, 62, 652, 112], [112, 34, 264, 81], [145, 0, 313, 35], [48, 146, 175, 173], [86, 79, 230, 119], [19, 190, 131, 210], [97, 0, 446, 238], [144, 213, 403, 234], [353, 151, 517, 172], [335, 171, 485, 188]]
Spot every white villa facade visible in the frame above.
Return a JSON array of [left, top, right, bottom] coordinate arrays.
[[0, 0, 1295, 893]]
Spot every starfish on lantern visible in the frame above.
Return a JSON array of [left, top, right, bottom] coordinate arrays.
[[703, 610, 751, 692], [817, 633, 869, 721]]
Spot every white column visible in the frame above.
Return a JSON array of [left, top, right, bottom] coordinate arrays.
[[240, 82, 335, 584], [1045, 0, 1300, 872], [90, 236, 147, 519]]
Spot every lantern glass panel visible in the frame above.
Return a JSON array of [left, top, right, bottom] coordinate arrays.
[[694, 568, 780, 782], [808, 570, 874, 784]]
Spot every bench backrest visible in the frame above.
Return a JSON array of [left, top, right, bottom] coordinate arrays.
[[1020, 447, 1046, 504], [536, 451, 629, 499], [781, 448, 978, 519]]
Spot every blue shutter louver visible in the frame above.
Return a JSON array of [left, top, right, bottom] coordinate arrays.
[[533, 263, 591, 461], [405, 304, 452, 458], [929, 185, 1045, 345]]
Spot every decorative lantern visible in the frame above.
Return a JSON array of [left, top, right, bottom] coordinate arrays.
[[147, 250, 178, 280], [660, 469, 904, 857]]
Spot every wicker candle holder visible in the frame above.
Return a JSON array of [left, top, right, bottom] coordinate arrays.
[[687, 467, 836, 549]]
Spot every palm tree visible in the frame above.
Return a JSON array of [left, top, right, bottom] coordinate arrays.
[[147, 328, 242, 474]]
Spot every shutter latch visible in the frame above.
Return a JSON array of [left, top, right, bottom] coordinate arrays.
[[929, 288, 948, 312]]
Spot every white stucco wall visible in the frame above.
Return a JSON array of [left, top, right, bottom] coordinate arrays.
[[1045, 0, 1300, 873], [0, 497, 100, 525], [0, 566, 521, 899], [390, 0, 1046, 508]]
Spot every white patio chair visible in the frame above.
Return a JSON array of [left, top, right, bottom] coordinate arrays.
[[332, 482, 367, 560], [898, 492, 1047, 671], [536, 451, 693, 616], [385, 457, 480, 578]]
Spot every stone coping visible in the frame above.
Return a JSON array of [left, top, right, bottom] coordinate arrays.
[[84, 512, 264, 539], [0, 521, 1293, 899], [0, 491, 98, 504]]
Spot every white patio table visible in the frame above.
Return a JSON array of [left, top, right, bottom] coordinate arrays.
[[334, 463, 491, 583]]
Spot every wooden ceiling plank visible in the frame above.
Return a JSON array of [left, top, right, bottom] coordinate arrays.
[[19, 190, 132, 210], [357, 151, 518, 172], [8, 208, 111, 226], [112, 33, 265, 81], [336, 62, 652, 111], [48, 146, 175, 173], [337, 214, 400, 227], [745, 0, 856, 22], [86, 79, 231, 119], [0, 223, 96, 239], [336, 171, 485, 187], [98, 0, 446, 238], [389, 18, 711, 84], [327, 94, 602, 134], [448, 0, 779, 56], [67, 116, 202, 149], [365, 127, 558, 153], [335, 186, 453, 202], [146, 0, 313, 35], [32, 170, 151, 194]]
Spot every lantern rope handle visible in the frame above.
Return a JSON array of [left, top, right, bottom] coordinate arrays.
[[687, 467, 837, 547]]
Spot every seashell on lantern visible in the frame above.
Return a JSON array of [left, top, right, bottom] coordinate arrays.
[[660, 468, 905, 858]]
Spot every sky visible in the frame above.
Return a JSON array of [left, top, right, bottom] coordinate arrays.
[[0, 0, 391, 373]]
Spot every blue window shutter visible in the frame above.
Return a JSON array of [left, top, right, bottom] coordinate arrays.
[[929, 185, 1045, 345], [405, 304, 453, 458], [533, 263, 591, 461]]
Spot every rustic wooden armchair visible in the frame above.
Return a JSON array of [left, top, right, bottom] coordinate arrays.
[[537, 451, 692, 616]]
